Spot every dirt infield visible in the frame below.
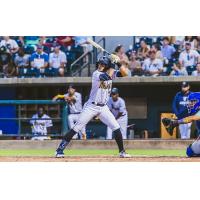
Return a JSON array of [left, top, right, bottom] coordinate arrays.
[[0, 156, 200, 162]]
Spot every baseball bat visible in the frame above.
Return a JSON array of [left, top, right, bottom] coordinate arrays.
[[87, 38, 111, 55], [127, 124, 135, 129]]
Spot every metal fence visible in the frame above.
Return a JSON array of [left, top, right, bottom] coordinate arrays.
[[0, 100, 68, 138]]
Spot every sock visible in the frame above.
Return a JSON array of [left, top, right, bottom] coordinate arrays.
[[56, 129, 77, 152], [113, 129, 124, 153]]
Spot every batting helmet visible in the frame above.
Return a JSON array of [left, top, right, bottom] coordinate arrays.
[[97, 56, 115, 70]]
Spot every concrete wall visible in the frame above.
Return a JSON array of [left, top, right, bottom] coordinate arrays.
[[0, 140, 192, 150]]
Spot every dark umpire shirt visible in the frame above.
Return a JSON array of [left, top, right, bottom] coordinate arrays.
[[172, 91, 192, 119]]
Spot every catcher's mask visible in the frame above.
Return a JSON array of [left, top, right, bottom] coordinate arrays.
[[187, 98, 199, 113]]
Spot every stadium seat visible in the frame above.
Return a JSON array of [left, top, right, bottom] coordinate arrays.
[[24, 45, 35, 55]]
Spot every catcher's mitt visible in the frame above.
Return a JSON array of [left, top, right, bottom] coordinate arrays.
[[162, 118, 171, 127]]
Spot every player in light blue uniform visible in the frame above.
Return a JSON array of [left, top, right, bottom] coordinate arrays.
[[55, 55, 131, 158], [107, 88, 128, 139]]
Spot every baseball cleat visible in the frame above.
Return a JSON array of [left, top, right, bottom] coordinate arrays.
[[119, 151, 131, 158], [162, 118, 176, 136], [55, 150, 65, 158]]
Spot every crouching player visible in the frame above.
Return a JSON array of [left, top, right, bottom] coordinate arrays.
[[162, 92, 200, 157], [162, 92, 200, 135]]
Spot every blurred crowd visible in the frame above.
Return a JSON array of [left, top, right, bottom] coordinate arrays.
[[115, 36, 200, 77], [1, 36, 200, 78], [0, 36, 92, 78]]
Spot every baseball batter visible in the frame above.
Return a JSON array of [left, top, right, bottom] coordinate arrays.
[[53, 85, 86, 139], [107, 88, 128, 139], [55, 55, 131, 158]]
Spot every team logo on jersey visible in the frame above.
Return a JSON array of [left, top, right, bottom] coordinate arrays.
[[99, 81, 112, 89]]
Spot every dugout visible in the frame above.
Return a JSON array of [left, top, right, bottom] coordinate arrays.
[[0, 76, 200, 138]]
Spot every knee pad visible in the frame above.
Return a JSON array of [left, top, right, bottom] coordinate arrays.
[[186, 144, 194, 157]]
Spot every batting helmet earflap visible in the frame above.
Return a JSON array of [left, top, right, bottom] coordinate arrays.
[[186, 144, 194, 157]]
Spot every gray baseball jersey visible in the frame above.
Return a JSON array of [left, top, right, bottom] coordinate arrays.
[[87, 70, 120, 105], [64, 92, 83, 114], [107, 97, 127, 118]]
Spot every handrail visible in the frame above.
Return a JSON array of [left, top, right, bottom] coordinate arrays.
[[70, 51, 89, 68], [71, 61, 90, 76], [0, 100, 65, 105]]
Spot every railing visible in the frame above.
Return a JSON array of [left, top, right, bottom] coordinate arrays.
[[0, 100, 68, 138], [70, 49, 93, 77], [93, 37, 106, 64], [70, 51, 91, 76], [70, 37, 106, 77]]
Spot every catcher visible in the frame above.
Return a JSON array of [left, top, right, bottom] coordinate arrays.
[[162, 92, 200, 136]]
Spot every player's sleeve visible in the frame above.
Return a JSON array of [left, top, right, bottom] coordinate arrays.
[[172, 94, 179, 116], [99, 72, 112, 81], [45, 115, 53, 127], [76, 93, 82, 104], [119, 99, 126, 113], [30, 115, 36, 125]]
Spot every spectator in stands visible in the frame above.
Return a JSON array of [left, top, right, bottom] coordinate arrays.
[[48, 43, 67, 76], [170, 62, 188, 76], [137, 40, 149, 61], [161, 37, 176, 61], [0, 46, 15, 78], [182, 36, 198, 50], [56, 36, 74, 48], [0, 36, 19, 55], [14, 47, 30, 77], [29, 45, 49, 77], [142, 50, 163, 76], [179, 42, 200, 75], [129, 50, 143, 76], [151, 43, 163, 60], [191, 63, 200, 76], [74, 36, 93, 63], [167, 36, 176, 45], [19, 36, 39, 47], [30, 106, 52, 140], [114, 44, 129, 66]]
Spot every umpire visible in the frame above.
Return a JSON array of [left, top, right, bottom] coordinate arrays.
[[172, 82, 192, 139]]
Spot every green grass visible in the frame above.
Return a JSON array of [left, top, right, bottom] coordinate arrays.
[[0, 149, 186, 157]]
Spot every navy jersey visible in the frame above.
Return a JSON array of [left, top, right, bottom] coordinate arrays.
[[172, 91, 192, 119]]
